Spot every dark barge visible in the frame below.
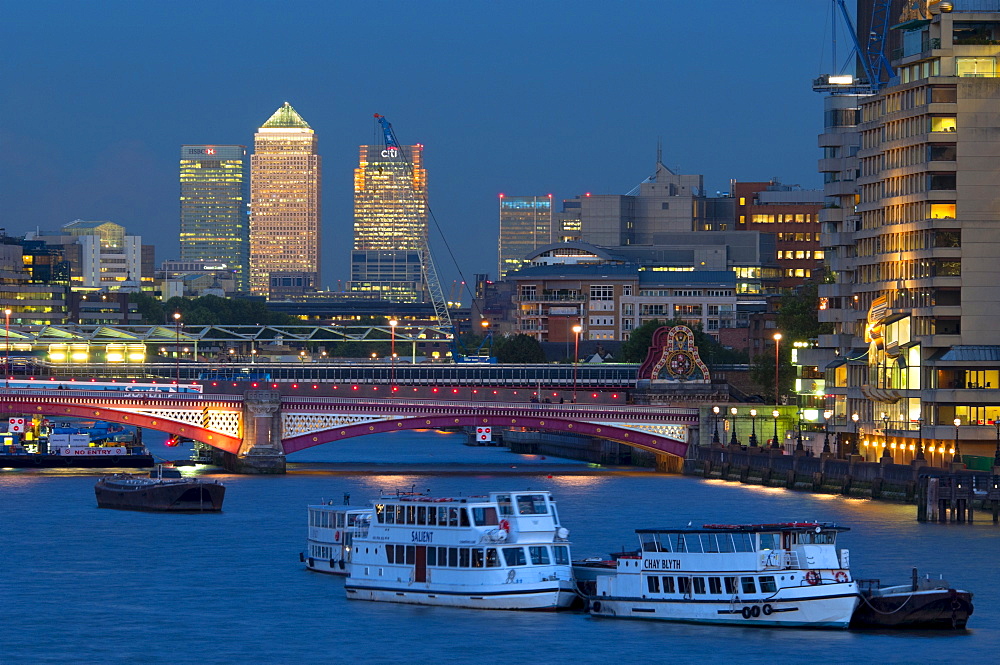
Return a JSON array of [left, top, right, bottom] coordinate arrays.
[[852, 569, 973, 630], [94, 465, 225, 512]]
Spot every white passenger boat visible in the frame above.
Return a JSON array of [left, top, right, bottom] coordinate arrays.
[[580, 522, 859, 628], [345, 491, 576, 610], [302, 503, 371, 575]]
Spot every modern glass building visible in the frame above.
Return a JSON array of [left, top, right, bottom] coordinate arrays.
[[498, 194, 553, 279], [250, 102, 321, 296], [350, 143, 427, 302], [179, 145, 249, 292]]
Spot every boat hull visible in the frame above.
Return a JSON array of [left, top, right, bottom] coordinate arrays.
[[95, 481, 225, 512], [305, 555, 349, 575], [589, 584, 859, 629], [345, 581, 576, 610], [852, 589, 974, 629]]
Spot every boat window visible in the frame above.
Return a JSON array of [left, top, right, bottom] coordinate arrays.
[[336, 513, 344, 528], [448, 508, 459, 527], [427, 547, 437, 566], [529, 546, 550, 565], [741, 577, 757, 594], [496, 494, 514, 516], [426, 508, 436, 526], [405, 546, 415, 565], [417, 506, 426, 525], [472, 549, 485, 568], [700, 534, 720, 553], [551, 503, 560, 525], [733, 533, 754, 552], [503, 547, 527, 566], [759, 576, 777, 593], [375, 504, 386, 523], [678, 577, 691, 594], [472, 507, 499, 526], [758, 533, 780, 551], [406, 506, 416, 524], [515, 494, 548, 515], [647, 576, 660, 593], [693, 578, 706, 594], [438, 547, 447, 565], [386, 545, 396, 564], [394, 505, 405, 524], [799, 530, 837, 545], [709, 577, 722, 594], [662, 576, 676, 593], [725, 577, 739, 594], [448, 548, 458, 567], [347, 514, 357, 527], [552, 546, 570, 565], [459, 549, 471, 568], [438, 506, 449, 525], [460, 509, 471, 527], [640, 533, 660, 552], [681, 535, 703, 554], [486, 548, 501, 567]]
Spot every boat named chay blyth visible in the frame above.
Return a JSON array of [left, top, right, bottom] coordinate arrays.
[[579, 522, 859, 628], [345, 491, 576, 610]]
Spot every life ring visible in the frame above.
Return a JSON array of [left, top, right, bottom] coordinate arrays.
[[805, 570, 820, 586], [499, 519, 510, 532], [334, 530, 341, 542], [834, 571, 848, 583]]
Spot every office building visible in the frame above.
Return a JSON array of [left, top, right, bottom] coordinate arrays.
[[498, 195, 553, 279], [28, 221, 149, 291], [249, 102, 321, 296], [810, 3, 1000, 466], [350, 143, 427, 302], [179, 145, 249, 292]]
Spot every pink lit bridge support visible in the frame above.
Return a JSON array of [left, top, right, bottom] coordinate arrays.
[[1, 391, 697, 473]]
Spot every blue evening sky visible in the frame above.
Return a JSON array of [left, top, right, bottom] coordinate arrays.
[[1, 1, 839, 293]]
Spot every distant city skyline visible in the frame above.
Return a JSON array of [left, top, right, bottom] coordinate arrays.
[[1, 2, 833, 290]]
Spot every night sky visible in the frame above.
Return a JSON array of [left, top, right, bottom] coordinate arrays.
[[1, 1, 835, 293]]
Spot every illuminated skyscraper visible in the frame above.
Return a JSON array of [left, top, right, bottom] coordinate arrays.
[[249, 102, 321, 296], [179, 145, 249, 291], [498, 194, 553, 279], [350, 143, 427, 302]]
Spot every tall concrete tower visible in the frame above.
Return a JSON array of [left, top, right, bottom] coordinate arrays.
[[249, 102, 321, 296]]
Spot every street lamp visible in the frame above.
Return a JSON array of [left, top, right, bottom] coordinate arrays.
[[3, 307, 10, 389], [772, 332, 782, 405], [953, 417, 962, 464], [881, 412, 891, 461], [250, 348, 257, 364], [729, 407, 739, 446], [172, 312, 181, 386], [389, 319, 398, 390], [993, 420, 1000, 468], [771, 409, 780, 449], [851, 413, 859, 456], [822, 409, 833, 453], [749, 408, 758, 447], [712, 406, 721, 444], [571, 324, 583, 403]]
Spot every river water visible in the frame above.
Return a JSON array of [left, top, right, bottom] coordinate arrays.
[[3, 430, 998, 664]]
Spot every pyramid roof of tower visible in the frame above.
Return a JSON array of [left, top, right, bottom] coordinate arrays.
[[260, 102, 311, 129]]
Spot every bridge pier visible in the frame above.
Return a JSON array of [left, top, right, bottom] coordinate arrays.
[[224, 390, 286, 474]]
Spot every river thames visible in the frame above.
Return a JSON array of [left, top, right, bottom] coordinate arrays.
[[3, 430, 998, 664]]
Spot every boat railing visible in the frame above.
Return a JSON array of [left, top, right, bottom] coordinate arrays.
[[761, 550, 801, 570]]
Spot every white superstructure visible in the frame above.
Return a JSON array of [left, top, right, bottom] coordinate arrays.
[[583, 522, 859, 628], [345, 491, 576, 610], [303, 504, 371, 575]]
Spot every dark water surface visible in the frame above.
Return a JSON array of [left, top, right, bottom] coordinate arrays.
[[3, 431, 998, 664]]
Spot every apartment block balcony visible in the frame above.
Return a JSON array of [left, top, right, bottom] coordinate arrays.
[[517, 294, 585, 302]]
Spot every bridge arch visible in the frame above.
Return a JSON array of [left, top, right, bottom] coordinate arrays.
[[10, 401, 243, 454], [282, 414, 687, 458]]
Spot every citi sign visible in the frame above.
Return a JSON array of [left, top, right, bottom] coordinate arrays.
[[380, 147, 400, 158]]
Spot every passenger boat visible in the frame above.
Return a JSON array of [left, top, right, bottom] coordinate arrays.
[[94, 465, 225, 512], [852, 569, 974, 629], [345, 491, 576, 610], [302, 502, 371, 575], [580, 522, 859, 628]]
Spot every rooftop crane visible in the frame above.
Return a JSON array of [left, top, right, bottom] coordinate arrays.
[[813, 0, 895, 93]]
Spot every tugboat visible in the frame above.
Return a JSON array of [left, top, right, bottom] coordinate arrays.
[[852, 568, 974, 629], [94, 464, 225, 512]]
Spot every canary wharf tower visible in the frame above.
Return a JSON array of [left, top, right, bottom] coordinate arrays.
[[350, 143, 427, 302], [249, 102, 321, 295]]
